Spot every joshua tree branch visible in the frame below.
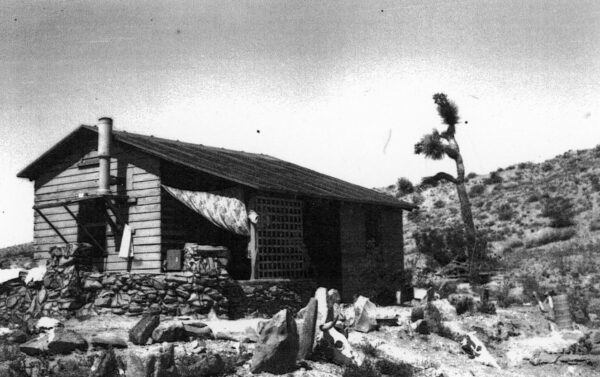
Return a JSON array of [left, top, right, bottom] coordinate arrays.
[[421, 172, 458, 185]]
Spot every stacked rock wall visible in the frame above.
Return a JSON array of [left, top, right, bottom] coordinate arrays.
[[0, 245, 315, 322]]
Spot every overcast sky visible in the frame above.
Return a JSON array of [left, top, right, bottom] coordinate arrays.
[[1, 0, 599, 247]]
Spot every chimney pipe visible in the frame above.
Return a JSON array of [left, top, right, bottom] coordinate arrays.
[[97, 117, 113, 195]]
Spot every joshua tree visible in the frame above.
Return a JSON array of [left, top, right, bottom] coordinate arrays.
[[415, 93, 476, 246]]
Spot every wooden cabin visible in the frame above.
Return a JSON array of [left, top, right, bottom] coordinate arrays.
[[17, 118, 415, 299]]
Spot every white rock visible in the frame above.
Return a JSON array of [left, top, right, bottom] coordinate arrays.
[[36, 317, 61, 330], [25, 266, 46, 284]]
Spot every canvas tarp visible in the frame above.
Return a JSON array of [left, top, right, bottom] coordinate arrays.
[[162, 185, 251, 236]]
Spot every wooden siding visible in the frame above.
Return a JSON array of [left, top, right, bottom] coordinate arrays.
[[33, 141, 162, 272]]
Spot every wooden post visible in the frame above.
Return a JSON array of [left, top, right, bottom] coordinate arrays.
[[34, 208, 68, 245], [63, 205, 107, 255]]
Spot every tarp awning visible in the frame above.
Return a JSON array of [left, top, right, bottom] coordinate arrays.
[[162, 185, 251, 236]]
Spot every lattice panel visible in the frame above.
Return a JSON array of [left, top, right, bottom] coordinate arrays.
[[255, 197, 306, 279]]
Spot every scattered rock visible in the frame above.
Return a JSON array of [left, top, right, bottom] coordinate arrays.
[[152, 320, 187, 343], [298, 297, 317, 360], [36, 317, 61, 331], [19, 333, 49, 356], [414, 319, 430, 335], [47, 328, 88, 355], [410, 306, 424, 322], [183, 324, 214, 340], [353, 296, 378, 333], [129, 315, 160, 345], [91, 333, 128, 349], [461, 333, 500, 369], [84, 279, 103, 290], [89, 349, 119, 377], [124, 343, 180, 377], [186, 354, 225, 377], [428, 299, 457, 322], [250, 309, 299, 374], [0, 360, 28, 377]]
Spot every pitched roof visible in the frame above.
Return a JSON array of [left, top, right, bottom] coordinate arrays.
[[18, 125, 415, 209]]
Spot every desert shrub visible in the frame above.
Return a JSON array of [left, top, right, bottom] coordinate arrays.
[[518, 161, 534, 170], [484, 172, 503, 185], [469, 184, 485, 197], [351, 242, 404, 305], [357, 341, 380, 358], [524, 227, 576, 248], [520, 275, 540, 298], [542, 196, 575, 227], [496, 281, 522, 308], [411, 193, 425, 206], [526, 193, 540, 203], [594, 144, 600, 157], [590, 218, 600, 231], [375, 359, 415, 377], [433, 199, 445, 208], [590, 175, 600, 192], [406, 209, 421, 222], [496, 203, 514, 221], [466, 172, 477, 180], [413, 225, 488, 267], [541, 162, 553, 172], [396, 177, 415, 197], [343, 360, 381, 377]]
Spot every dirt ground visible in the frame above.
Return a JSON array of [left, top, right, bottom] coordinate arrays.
[[52, 304, 599, 377]]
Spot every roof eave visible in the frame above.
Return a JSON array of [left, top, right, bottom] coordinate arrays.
[[16, 125, 94, 180]]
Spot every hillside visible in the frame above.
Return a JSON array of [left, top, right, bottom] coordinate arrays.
[[381, 145, 600, 322], [0, 242, 36, 269]]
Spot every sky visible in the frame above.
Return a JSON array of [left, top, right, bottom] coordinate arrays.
[[1, 0, 599, 247]]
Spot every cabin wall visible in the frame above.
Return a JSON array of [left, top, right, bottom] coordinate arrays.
[[338, 203, 404, 302], [33, 140, 162, 272], [338, 202, 366, 302]]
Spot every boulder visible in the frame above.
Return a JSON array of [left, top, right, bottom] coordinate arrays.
[[314, 287, 328, 334], [91, 333, 128, 349], [129, 315, 160, 345], [19, 334, 49, 356], [183, 325, 214, 340], [36, 317, 61, 331], [250, 309, 299, 374], [89, 349, 119, 377], [47, 328, 87, 355], [84, 279, 103, 290], [185, 354, 225, 377], [413, 319, 430, 335], [353, 296, 378, 333], [297, 297, 317, 360], [152, 320, 187, 343], [426, 299, 457, 322], [410, 306, 424, 322], [124, 343, 180, 377]]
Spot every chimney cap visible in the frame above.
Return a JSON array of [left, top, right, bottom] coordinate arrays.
[[98, 117, 113, 123]]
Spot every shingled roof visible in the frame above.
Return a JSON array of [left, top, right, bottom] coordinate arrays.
[[18, 125, 415, 209]]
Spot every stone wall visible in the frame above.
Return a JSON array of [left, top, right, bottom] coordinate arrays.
[[0, 245, 315, 324]]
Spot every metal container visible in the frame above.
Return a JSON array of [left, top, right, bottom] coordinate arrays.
[[553, 294, 572, 330], [165, 249, 183, 271]]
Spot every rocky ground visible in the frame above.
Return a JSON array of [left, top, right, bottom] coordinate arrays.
[[0, 291, 599, 377]]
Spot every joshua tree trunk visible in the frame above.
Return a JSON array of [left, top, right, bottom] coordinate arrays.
[[448, 137, 476, 242], [415, 93, 480, 274]]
